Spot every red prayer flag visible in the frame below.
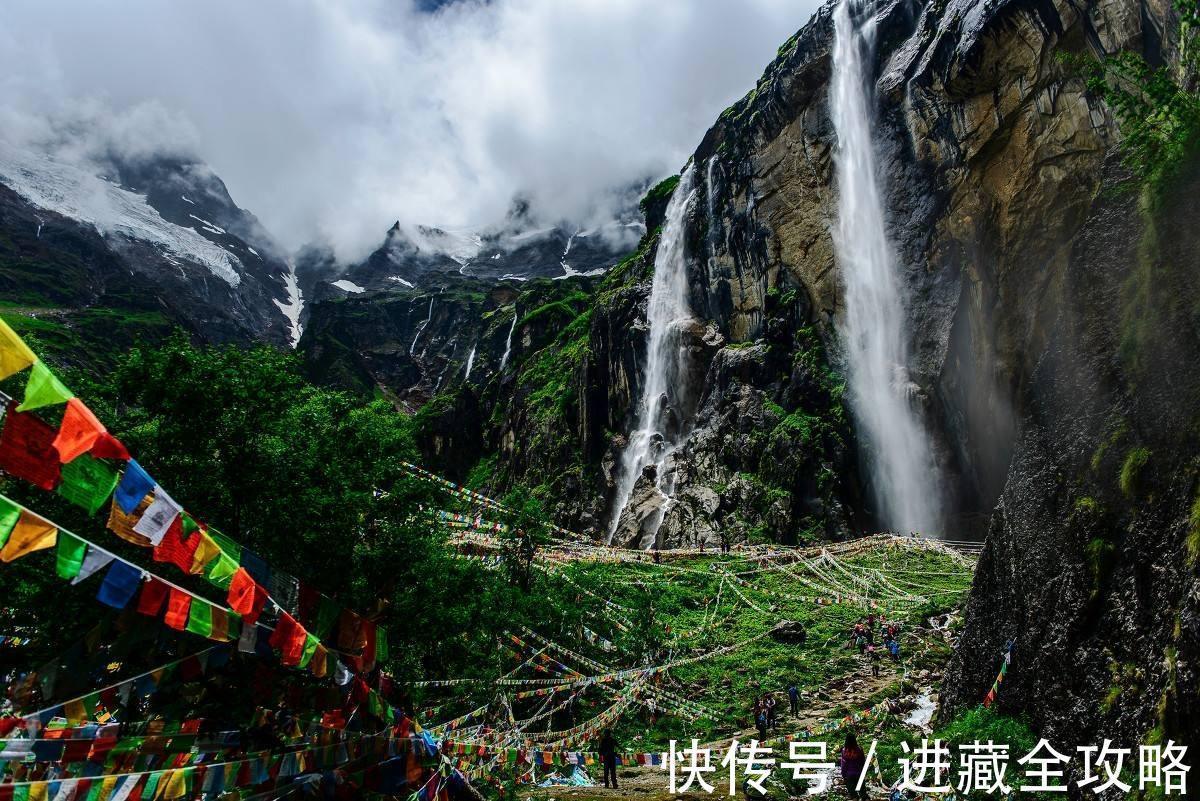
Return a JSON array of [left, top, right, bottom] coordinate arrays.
[[52, 398, 107, 464], [137, 577, 170, 617], [153, 518, 198, 574], [164, 588, 191, 630], [269, 611, 308, 666], [227, 567, 267, 625], [0, 403, 62, 489], [90, 432, 130, 461]]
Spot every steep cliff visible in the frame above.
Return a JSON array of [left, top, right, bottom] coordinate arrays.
[[671, 0, 1198, 752]]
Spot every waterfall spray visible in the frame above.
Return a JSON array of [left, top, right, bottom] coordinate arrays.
[[608, 166, 699, 547], [499, 312, 517, 372], [830, 0, 941, 534], [464, 344, 477, 378]]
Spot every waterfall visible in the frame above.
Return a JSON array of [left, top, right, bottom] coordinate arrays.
[[830, 0, 941, 533], [410, 297, 434, 356], [499, 311, 517, 371], [608, 165, 698, 546], [464, 344, 477, 378]]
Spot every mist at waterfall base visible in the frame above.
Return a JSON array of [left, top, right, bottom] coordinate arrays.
[[607, 166, 699, 548], [830, 0, 942, 536]]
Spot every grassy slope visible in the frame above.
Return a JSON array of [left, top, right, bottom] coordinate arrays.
[[413, 542, 972, 796]]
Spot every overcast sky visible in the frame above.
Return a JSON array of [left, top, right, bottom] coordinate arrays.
[[0, 0, 817, 260]]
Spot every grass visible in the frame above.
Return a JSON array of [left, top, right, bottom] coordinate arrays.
[[418, 542, 972, 784]]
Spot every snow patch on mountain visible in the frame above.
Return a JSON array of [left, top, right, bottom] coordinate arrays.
[[331, 279, 366, 293], [0, 141, 243, 286], [275, 260, 305, 347]]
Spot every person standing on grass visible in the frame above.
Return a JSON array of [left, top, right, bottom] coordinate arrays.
[[598, 729, 619, 789], [787, 684, 800, 716], [837, 731, 869, 800]]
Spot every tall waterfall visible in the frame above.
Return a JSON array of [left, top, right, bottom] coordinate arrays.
[[499, 312, 517, 372], [830, 0, 941, 533], [608, 166, 698, 546]]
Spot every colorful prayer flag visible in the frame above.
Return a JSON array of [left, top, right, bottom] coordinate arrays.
[[0, 318, 36, 380], [227, 568, 267, 625], [132, 487, 180, 545], [184, 600, 213, 638], [96, 561, 143, 610], [137, 577, 170, 617], [163, 589, 191, 631], [0, 510, 57, 562], [71, 546, 115, 585], [152, 519, 197, 574], [17, 360, 73, 412], [0, 404, 63, 490], [57, 454, 120, 515], [56, 531, 88, 579], [0, 496, 20, 550], [51, 399, 108, 464], [114, 461, 155, 515]]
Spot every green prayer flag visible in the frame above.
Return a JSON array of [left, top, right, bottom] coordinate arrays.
[[209, 529, 240, 561], [185, 601, 213, 638], [56, 531, 88, 579], [205, 552, 239, 588], [142, 772, 161, 800], [0, 497, 20, 550], [315, 597, 338, 639], [181, 513, 200, 537], [17, 359, 73, 412], [298, 633, 320, 668], [376, 627, 389, 662], [57, 454, 120, 516], [12, 785, 29, 801]]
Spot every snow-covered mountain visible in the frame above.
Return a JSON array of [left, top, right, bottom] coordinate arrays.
[[300, 197, 645, 301], [0, 142, 297, 348]]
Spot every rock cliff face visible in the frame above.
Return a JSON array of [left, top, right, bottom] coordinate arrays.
[[669, 0, 1196, 753]]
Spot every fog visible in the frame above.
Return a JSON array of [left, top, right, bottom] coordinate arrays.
[[0, 0, 817, 260]]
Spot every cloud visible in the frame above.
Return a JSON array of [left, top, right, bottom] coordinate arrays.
[[0, 0, 818, 260]]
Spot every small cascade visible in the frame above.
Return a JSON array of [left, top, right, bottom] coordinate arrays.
[[608, 165, 699, 547], [705, 157, 722, 261], [464, 344, 477, 378], [410, 296, 435, 356], [499, 311, 517, 371], [830, 0, 941, 533]]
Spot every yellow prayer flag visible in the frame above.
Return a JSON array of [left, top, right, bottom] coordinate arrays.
[[159, 770, 187, 800], [28, 782, 48, 801], [63, 698, 87, 724], [0, 511, 57, 562], [95, 775, 118, 801], [310, 644, 328, 678], [0, 317, 36, 380], [189, 531, 221, 574]]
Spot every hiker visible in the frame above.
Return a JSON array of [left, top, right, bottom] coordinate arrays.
[[837, 731, 869, 800], [787, 684, 800, 716], [598, 729, 619, 789], [888, 638, 900, 662], [764, 694, 777, 732], [755, 705, 768, 741], [869, 644, 880, 677]]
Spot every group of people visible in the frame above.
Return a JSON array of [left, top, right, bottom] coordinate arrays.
[[851, 613, 901, 676]]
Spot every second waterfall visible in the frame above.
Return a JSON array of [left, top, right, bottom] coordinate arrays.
[[830, 0, 941, 533], [608, 166, 699, 547]]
